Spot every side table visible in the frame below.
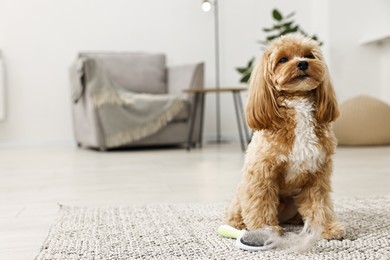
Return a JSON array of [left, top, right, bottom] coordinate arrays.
[[183, 87, 250, 151]]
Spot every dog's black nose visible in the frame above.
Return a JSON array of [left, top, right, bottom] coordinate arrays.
[[297, 61, 309, 71]]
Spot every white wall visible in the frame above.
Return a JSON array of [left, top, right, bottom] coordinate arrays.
[[0, 0, 310, 145], [0, 52, 5, 121], [0, 0, 389, 146], [0, 0, 214, 145], [325, 0, 390, 104]]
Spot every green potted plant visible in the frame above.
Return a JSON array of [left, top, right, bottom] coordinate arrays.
[[236, 9, 322, 84]]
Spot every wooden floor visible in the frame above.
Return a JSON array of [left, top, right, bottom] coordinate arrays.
[[1, 143, 389, 259]]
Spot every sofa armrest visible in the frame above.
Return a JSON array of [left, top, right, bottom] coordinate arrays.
[[167, 62, 204, 99], [69, 57, 87, 103]]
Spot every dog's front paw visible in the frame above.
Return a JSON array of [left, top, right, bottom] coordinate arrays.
[[322, 222, 345, 240], [247, 224, 284, 235], [226, 217, 246, 230]]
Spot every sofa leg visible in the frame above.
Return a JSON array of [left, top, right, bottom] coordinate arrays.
[[99, 147, 107, 152]]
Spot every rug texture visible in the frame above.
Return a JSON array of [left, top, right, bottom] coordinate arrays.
[[35, 197, 390, 260]]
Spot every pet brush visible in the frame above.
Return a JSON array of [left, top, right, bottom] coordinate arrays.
[[218, 225, 278, 251]]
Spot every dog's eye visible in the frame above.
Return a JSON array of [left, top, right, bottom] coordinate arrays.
[[304, 54, 315, 59], [278, 57, 288, 63]]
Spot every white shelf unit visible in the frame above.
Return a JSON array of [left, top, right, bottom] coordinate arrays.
[[360, 33, 390, 45]]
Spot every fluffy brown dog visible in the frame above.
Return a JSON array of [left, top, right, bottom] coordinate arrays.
[[226, 34, 345, 240]]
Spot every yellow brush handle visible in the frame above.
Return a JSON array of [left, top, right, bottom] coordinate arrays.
[[217, 225, 245, 239]]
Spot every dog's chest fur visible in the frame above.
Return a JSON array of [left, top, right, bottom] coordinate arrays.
[[282, 98, 325, 182]]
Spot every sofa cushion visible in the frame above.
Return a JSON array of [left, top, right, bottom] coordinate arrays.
[[81, 52, 167, 94]]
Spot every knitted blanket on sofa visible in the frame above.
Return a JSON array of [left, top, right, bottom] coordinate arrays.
[[70, 57, 183, 148]]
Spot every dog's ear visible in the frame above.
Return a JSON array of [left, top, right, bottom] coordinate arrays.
[[246, 53, 281, 130], [315, 70, 340, 123]]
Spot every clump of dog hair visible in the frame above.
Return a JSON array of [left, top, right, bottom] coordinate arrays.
[[241, 223, 323, 253]]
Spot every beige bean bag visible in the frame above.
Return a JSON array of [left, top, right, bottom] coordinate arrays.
[[334, 95, 390, 146]]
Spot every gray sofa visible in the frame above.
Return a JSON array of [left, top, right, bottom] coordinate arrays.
[[69, 52, 204, 150]]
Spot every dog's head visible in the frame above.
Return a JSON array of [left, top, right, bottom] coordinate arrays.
[[246, 34, 339, 130]]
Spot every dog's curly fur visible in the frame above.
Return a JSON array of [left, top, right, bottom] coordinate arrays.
[[225, 34, 345, 240]]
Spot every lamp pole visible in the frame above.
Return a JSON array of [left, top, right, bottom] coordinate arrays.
[[213, 0, 221, 143], [202, 0, 221, 143]]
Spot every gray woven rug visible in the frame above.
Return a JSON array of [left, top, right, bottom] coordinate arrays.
[[35, 197, 390, 260]]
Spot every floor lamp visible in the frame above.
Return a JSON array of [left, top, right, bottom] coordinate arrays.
[[202, 0, 222, 143]]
